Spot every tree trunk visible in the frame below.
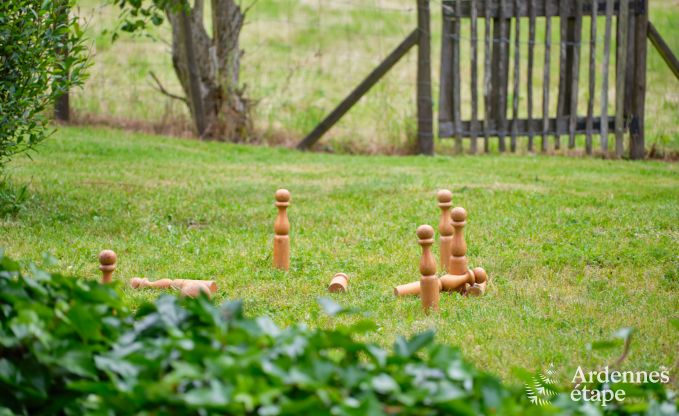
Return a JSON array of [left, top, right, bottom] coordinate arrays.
[[166, 0, 248, 140]]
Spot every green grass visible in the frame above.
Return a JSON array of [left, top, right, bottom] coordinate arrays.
[[1, 126, 677, 383], [72, 0, 679, 154]]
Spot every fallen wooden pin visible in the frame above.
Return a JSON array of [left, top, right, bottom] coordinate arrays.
[[130, 277, 217, 298], [328, 273, 349, 293], [394, 268, 481, 297], [466, 267, 487, 297]]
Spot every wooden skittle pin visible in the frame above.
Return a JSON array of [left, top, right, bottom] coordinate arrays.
[[180, 283, 213, 299], [440, 268, 475, 293], [449, 207, 468, 275], [417, 225, 439, 313], [328, 273, 349, 293], [394, 279, 443, 296], [273, 189, 291, 270], [466, 267, 488, 296], [130, 277, 217, 293], [98, 250, 117, 284], [437, 190, 453, 273]]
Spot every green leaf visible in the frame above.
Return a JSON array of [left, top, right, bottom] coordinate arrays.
[[66, 303, 102, 341], [58, 350, 97, 378], [183, 380, 232, 407], [317, 297, 344, 316], [371, 373, 399, 394]]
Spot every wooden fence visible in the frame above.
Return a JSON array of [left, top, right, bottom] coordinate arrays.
[[438, 0, 648, 159]]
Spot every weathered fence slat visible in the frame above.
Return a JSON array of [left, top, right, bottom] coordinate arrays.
[[555, 0, 569, 150], [497, 0, 509, 151], [568, 0, 583, 149], [511, 0, 521, 152], [453, 0, 463, 153], [585, 0, 597, 154], [483, 0, 492, 152], [416, 0, 434, 155], [647, 21, 679, 81], [600, 0, 613, 153], [439, 2, 454, 138], [614, 0, 629, 157], [527, 0, 536, 151], [298, 30, 418, 150], [542, 11, 552, 152], [629, 0, 647, 159], [470, 0, 479, 153]]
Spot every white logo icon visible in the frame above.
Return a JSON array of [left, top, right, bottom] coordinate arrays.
[[525, 363, 558, 406]]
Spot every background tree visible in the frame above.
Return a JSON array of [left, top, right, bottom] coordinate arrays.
[[0, 0, 88, 171], [113, 0, 250, 140]]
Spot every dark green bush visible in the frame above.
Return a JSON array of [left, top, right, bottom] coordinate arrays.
[[0, 250, 675, 415], [0, 0, 88, 170]]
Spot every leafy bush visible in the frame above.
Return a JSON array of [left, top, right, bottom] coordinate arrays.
[[0, 0, 88, 170], [0, 250, 675, 415]]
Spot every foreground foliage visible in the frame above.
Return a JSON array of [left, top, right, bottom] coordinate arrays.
[[0, 0, 87, 170], [0, 251, 675, 415]]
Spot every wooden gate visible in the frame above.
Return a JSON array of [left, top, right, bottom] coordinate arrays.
[[438, 0, 648, 158]]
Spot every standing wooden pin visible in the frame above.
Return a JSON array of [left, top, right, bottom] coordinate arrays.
[[98, 250, 116, 284], [437, 189, 454, 272], [449, 207, 468, 275], [273, 189, 291, 270], [417, 225, 439, 313]]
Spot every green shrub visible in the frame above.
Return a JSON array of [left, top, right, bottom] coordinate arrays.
[[0, 0, 88, 170], [0, 250, 675, 415]]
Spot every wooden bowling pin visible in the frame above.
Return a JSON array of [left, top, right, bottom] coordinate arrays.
[[130, 277, 217, 293], [437, 190, 453, 272], [273, 189, 291, 270], [440, 268, 475, 293], [449, 207, 468, 275], [328, 273, 349, 293], [417, 225, 439, 313], [180, 283, 212, 299], [98, 250, 117, 284], [466, 267, 488, 296]]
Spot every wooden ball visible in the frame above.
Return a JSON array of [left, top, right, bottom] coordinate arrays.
[[98, 250, 117, 266], [416, 224, 435, 240], [472, 267, 487, 284], [451, 207, 467, 222], [180, 283, 212, 299], [275, 189, 291, 202], [437, 189, 452, 203]]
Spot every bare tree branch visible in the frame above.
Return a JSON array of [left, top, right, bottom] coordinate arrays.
[[149, 71, 188, 104]]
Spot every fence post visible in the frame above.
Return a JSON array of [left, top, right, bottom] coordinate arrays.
[[630, 0, 648, 160], [416, 0, 434, 155]]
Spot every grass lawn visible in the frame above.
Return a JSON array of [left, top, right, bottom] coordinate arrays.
[[1, 126, 678, 382]]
